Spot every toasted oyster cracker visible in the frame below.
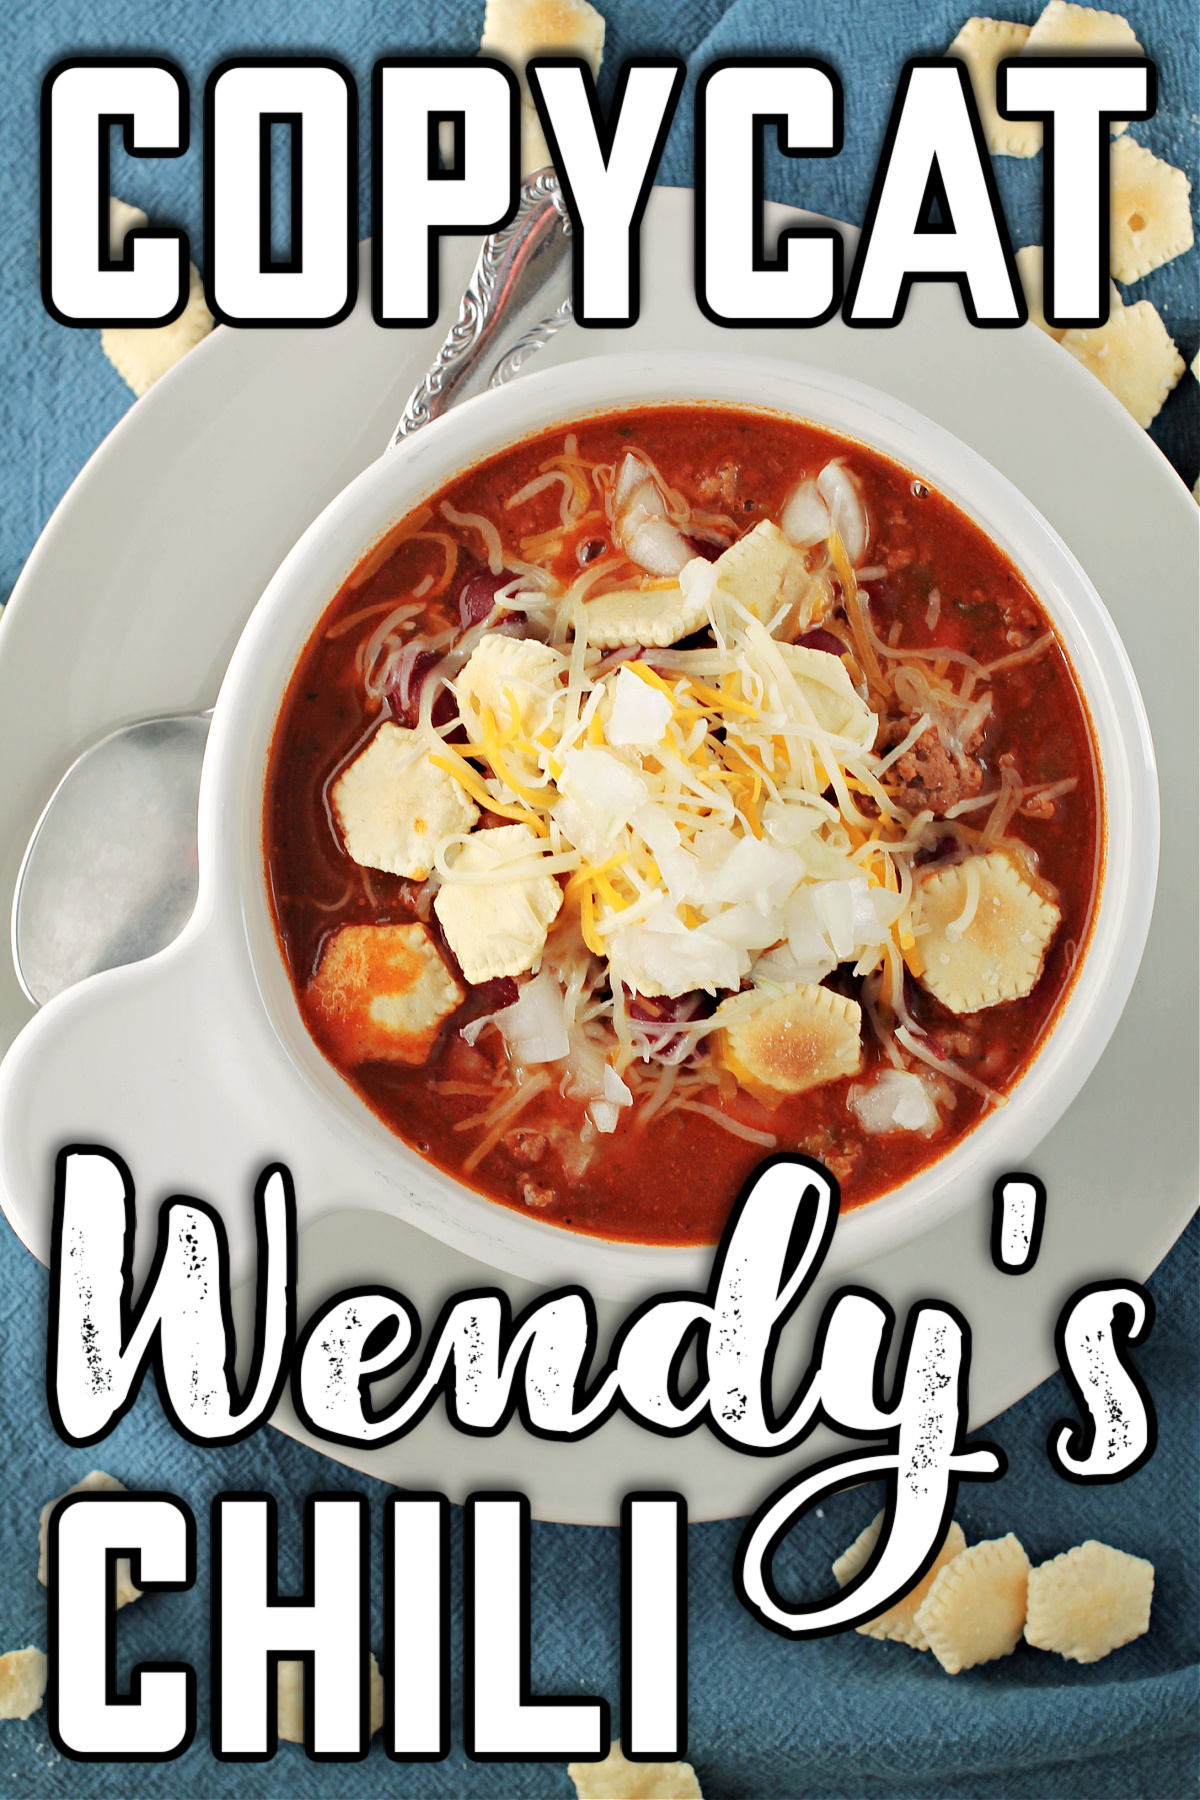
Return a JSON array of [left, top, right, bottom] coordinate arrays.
[[101, 262, 214, 397], [482, 0, 604, 81], [711, 520, 819, 628], [39, 1471, 141, 1609], [305, 923, 464, 1065], [948, 19, 1040, 158], [832, 1510, 884, 1589], [582, 579, 711, 649], [1016, 243, 1123, 340], [569, 1741, 703, 1798], [0, 1649, 47, 1721], [434, 823, 564, 983], [719, 981, 862, 1103], [1024, 1, 1142, 131], [1026, 0, 1141, 51], [1024, 1540, 1154, 1663], [520, 99, 552, 175], [277, 1652, 385, 1743], [777, 643, 878, 754], [861, 1522, 969, 1649], [1062, 300, 1186, 428], [109, 196, 148, 256], [331, 722, 478, 880], [481, 0, 605, 175], [914, 1533, 1030, 1673], [832, 1513, 969, 1649], [455, 633, 565, 740], [1109, 137, 1194, 284], [917, 851, 1060, 1015]]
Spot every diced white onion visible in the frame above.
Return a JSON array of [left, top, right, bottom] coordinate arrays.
[[603, 1064, 633, 1107], [464, 968, 569, 1065], [589, 1100, 622, 1134], [606, 666, 673, 747], [625, 516, 693, 576], [780, 478, 831, 547], [706, 836, 805, 908], [561, 746, 650, 847], [608, 911, 746, 999], [613, 453, 651, 512], [782, 888, 838, 980], [849, 1069, 940, 1136], [816, 461, 868, 564]]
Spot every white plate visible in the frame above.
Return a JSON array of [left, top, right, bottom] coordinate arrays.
[[0, 191, 1195, 1522]]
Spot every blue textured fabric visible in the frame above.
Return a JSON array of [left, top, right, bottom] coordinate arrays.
[[0, 3, 1197, 1796]]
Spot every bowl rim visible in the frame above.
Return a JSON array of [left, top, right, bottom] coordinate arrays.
[[205, 348, 1159, 1289]]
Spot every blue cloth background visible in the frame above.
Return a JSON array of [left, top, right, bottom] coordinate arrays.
[[0, 2, 1196, 1795]]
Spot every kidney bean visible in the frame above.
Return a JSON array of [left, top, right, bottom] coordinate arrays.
[[686, 537, 725, 562], [798, 628, 846, 657], [458, 566, 512, 630], [389, 650, 439, 727]]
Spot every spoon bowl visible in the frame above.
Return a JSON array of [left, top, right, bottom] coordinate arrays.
[[12, 712, 210, 1006]]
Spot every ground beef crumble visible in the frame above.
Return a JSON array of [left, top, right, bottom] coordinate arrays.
[[879, 716, 985, 816]]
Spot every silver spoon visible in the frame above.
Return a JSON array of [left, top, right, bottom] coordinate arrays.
[[12, 713, 212, 1006], [12, 173, 572, 1007]]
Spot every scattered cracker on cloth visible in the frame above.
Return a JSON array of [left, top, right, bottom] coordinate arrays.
[[109, 196, 148, 256], [102, 259, 214, 397], [481, 0, 606, 174], [569, 1742, 703, 1798], [38, 1470, 141, 1609], [1024, 1540, 1154, 1663], [1109, 137, 1194, 284], [832, 1511, 969, 1649], [1016, 243, 1123, 340], [276, 1652, 385, 1743], [1061, 300, 1186, 427], [948, 19, 1040, 159], [913, 1533, 1030, 1674], [1023, 1, 1143, 134], [0, 1649, 47, 1722]]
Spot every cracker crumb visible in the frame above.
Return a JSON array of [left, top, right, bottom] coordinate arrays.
[[109, 196, 148, 256], [481, 0, 606, 175], [914, 1533, 1030, 1674], [277, 1652, 385, 1743], [305, 922, 464, 1066], [917, 851, 1060, 1014], [0, 1649, 47, 1722], [1023, 1, 1142, 132], [719, 981, 863, 1102], [102, 262, 214, 397], [948, 19, 1040, 158], [1109, 137, 1194, 284], [569, 1741, 703, 1798], [1016, 244, 1123, 340], [1061, 300, 1186, 428], [38, 1471, 140, 1609], [433, 823, 564, 984], [1024, 1540, 1153, 1663], [331, 721, 478, 880], [832, 1512, 969, 1649]]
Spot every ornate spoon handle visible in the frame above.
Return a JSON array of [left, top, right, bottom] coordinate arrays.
[[388, 169, 573, 450]]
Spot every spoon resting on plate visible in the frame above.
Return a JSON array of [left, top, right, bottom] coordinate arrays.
[[11, 172, 573, 1007]]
